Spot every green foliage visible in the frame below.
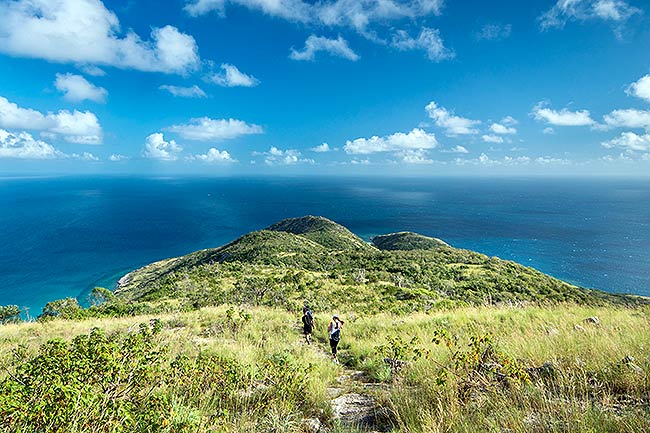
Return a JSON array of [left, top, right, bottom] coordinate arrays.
[[431, 330, 530, 399], [0, 305, 21, 325], [0, 321, 166, 432], [38, 298, 85, 321], [372, 231, 447, 251]]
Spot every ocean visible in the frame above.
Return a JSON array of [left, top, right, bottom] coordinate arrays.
[[1, 176, 649, 316]]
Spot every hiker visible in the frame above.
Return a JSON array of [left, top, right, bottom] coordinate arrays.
[[302, 305, 314, 345], [328, 315, 344, 362]]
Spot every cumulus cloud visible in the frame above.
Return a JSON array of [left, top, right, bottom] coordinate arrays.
[[165, 117, 263, 141], [290, 35, 359, 61], [109, 154, 127, 161], [539, 0, 641, 30], [254, 146, 315, 165], [143, 133, 182, 160], [475, 23, 512, 41], [0, 129, 63, 159], [190, 148, 237, 163], [0, 96, 102, 144], [447, 145, 469, 154], [184, 0, 444, 34], [425, 102, 480, 135], [391, 27, 454, 62], [532, 102, 595, 126], [454, 153, 570, 167], [397, 149, 433, 164], [55, 73, 107, 103], [344, 128, 438, 154], [0, 0, 200, 74], [490, 118, 517, 134], [311, 143, 331, 152], [626, 75, 650, 102], [482, 135, 504, 143], [206, 64, 260, 87], [159, 85, 207, 98], [603, 108, 650, 130], [185, 0, 311, 21], [543, 127, 555, 134], [71, 151, 99, 161], [602, 131, 650, 151]]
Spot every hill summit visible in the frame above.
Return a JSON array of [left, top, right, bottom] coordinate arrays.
[[267, 215, 375, 252], [112, 215, 639, 311]]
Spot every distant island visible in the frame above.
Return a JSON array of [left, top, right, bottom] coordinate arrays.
[[0, 216, 647, 433]]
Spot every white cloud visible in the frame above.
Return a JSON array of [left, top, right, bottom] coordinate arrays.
[[603, 108, 650, 130], [78, 65, 106, 76], [627, 75, 650, 102], [165, 117, 263, 141], [532, 102, 595, 126], [0, 96, 102, 144], [159, 85, 207, 98], [391, 27, 454, 62], [490, 121, 517, 134], [109, 154, 127, 161], [449, 145, 469, 154], [143, 133, 182, 160], [0, 0, 200, 74], [453, 153, 568, 167], [0, 129, 63, 159], [482, 134, 504, 143], [344, 128, 438, 154], [397, 149, 433, 164], [543, 127, 555, 134], [311, 142, 331, 152], [602, 131, 650, 151], [254, 146, 315, 165], [425, 102, 480, 135], [184, 0, 445, 34], [290, 35, 359, 61], [185, 0, 311, 21], [71, 151, 99, 161], [55, 73, 107, 103], [190, 148, 237, 163], [475, 23, 512, 41], [207, 64, 260, 87], [539, 0, 640, 30]]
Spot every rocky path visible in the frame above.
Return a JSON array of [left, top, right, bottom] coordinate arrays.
[[308, 344, 394, 432]]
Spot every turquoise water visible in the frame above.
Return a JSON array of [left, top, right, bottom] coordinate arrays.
[[1, 176, 649, 315]]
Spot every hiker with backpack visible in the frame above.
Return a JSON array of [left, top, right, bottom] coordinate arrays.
[[328, 315, 344, 362], [302, 305, 315, 345]]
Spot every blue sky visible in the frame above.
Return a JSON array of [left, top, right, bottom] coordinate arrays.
[[1, 0, 650, 176]]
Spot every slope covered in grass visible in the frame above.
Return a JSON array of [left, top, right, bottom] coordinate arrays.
[[0, 304, 648, 432], [114, 216, 640, 310]]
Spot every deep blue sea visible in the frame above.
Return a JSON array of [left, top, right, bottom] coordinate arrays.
[[1, 176, 649, 316]]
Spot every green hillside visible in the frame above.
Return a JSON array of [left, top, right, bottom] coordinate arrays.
[[112, 216, 639, 312], [1, 215, 648, 433], [372, 231, 448, 250]]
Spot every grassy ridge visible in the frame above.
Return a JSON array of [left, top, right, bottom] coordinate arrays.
[[114, 216, 640, 311]]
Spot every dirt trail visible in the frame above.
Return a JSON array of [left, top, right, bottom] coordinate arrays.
[[313, 342, 393, 432]]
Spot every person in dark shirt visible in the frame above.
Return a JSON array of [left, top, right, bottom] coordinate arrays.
[[302, 305, 315, 345]]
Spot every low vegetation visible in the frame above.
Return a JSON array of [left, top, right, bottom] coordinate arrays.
[[0, 216, 647, 432]]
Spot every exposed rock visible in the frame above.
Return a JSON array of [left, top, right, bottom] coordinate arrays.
[[583, 316, 600, 325], [331, 393, 379, 428], [527, 361, 557, 382], [302, 417, 321, 433], [621, 355, 643, 374], [546, 327, 560, 336]]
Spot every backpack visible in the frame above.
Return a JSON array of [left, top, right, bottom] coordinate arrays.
[[330, 325, 341, 342]]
